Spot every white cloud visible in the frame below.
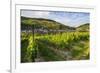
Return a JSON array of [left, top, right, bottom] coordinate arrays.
[[21, 10, 50, 18]]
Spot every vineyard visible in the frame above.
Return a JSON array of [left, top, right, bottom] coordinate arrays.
[[21, 16, 90, 63], [21, 31, 89, 62]]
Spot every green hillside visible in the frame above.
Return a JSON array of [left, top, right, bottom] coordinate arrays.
[[76, 23, 89, 32], [21, 16, 89, 33], [21, 16, 75, 31]]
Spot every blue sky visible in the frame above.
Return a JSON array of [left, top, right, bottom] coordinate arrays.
[[21, 10, 90, 27]]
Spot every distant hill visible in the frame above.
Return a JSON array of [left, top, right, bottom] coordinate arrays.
[[21, 16, 89, 33], [76, 23, 89, 32], [21, 16, 75, 31]]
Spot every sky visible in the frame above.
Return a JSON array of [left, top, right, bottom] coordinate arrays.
[[21, 10, 90, 27]]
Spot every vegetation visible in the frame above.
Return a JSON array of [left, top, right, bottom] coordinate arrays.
[[21, 16, 90, 63]]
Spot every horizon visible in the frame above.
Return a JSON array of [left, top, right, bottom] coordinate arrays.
[[21, 10, 90, 27]]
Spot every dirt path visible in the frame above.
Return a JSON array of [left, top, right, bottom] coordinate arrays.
[[34, 50, 45, 62]]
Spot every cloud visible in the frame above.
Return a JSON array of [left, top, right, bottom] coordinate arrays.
[[21, 10, 50, 18]]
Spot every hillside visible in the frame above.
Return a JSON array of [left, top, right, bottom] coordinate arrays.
[[21, 16, 75, 31], [76, 23, 89, 32], [21, 16, 89, 33]]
